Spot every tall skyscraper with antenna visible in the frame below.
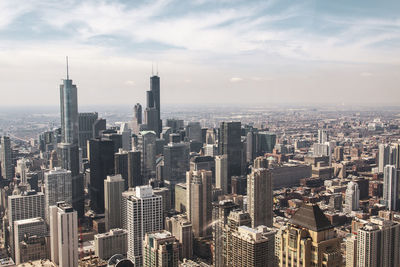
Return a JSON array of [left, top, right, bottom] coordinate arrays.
[[144, 67, 161, 136], [58, 57, 84, 217]]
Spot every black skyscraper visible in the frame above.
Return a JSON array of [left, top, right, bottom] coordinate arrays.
[[144, 75, 161, 136], [88, 138, 114, 213], [128, 151, 142, 187], [219, 122, 242, 193]]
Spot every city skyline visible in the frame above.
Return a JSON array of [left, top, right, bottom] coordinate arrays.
[[1, 0, 400, 106]]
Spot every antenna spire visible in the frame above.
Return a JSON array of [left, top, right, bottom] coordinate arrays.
[[152, 62, 154, 76], [66, 56, 69, 80]]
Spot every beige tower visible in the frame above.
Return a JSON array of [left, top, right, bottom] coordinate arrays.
[[104, 174, 125, 231], [186, 170, 212, 238], [165, 214, 193, 260], [247, 168, 273, 227], [279, 203, 342, 267]]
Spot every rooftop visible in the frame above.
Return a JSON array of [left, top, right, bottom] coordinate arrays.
[[290, 203, 333, 232]]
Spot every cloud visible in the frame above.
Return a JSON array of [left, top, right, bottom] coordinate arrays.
[[360, 72, 373, 77], [230, 77, 243, 82], [125, 80, 135, 86]]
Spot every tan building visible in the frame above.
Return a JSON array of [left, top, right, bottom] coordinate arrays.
[[279, 203, 342, 267], [247, 168, 273, 227], [18, 235, 50, 264], [94, 228, 128, 260], [174, 183, 187, 213], [186, 170, 212, 238], [143, 230, 179, 267], [230, 225, 276, 267], [165, 214, 193, 260]]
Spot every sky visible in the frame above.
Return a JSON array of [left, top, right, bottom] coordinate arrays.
[[0, 0, 400, 106]]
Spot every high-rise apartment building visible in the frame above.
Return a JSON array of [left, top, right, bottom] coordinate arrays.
[[230, 225, 276, 267], [247, 168, 273, 227], [104, 175, 125, 231], [95, 228, 128, 260], [88, 138, 115, 213], [186, 122, 202, 143], [143, 230, 179, 267], [119, 123, 132, 151], [44, 168, 72, 221], [8, 191, 45, 259], [93, 118, 107, 138], [379, 144, 391, 173], [49, 202, 78, 267], [78, 112, 98, 158], [356, 217, 400, 267], [126, 185, 163, 266], [345, 181, 360, 213], [383, 165, 399, 211], [215, 155, 228, 195], [318, 129, 328, 144], [1, 136, 13, 180], [165, 214, 193, 260], [279, 203, 342, 267], [219, 122, 242, 193], [186, 170, 212, 238], [14, 217, 47, 264]]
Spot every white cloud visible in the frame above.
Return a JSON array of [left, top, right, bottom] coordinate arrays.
[[125, 80, 135, 86], [230, 77, 243, 82], [360, 72, 372, 77]]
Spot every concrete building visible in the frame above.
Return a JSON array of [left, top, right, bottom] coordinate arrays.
[[165, 214, 193, 260], [356, 217, 400, 267], [44, 168, 72, 222], [94, 228, 128, 260], [247, 168, 273, 227], [174, 183, 187, 213], [215, 155, 228, 195], [186, 170, 212, 238], [18, 235, 49, 265], [230, 226, 276, 267], [126, 186, 163, 266], [383, 165, 399, 211], [270, 164, 311, 189], [163, 143, 190, 183], [345, 234, 357, 267], [8, 191, 45, 259], [119, 123, 132, 151], [186, 122, 202, 143], [104, 175, 125, 231], [13, 218, 47, 264], [137, 131, 157, 181], [279, 203, 342, 267], [49, 202, 78, 267], [143, 230, 179, 267], [78, 112, 98, 158], [345, 181, 360, 213]]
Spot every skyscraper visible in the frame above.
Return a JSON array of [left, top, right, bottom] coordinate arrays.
[[126, 185, 163, 266], [128, 151, 142, 188], [379, 144, 391, 173], [186, 122, 202, 143], [215, 155, 228, 195], [163, 142, 190, 183], [186, 170, 212, 238], [1, 136, 13, 180], [356, 217, 400, 267], [93, 118, 107, 139], [247, 168, 273, 227], [150, 74, 161, 137], [131, 103, 143, 134], [115, 149, 129, 190], [344, 181, 360, 213], [279, 203, 342, 267], [44, 168, 72, 222], [8, 191, 45, 259], [88, 138, 115, 213], [143, 230, 179, 267], [318, 129, 328, 144], [58, 59, 83, 217], [383, 165, 399, 211], [137, 131, 157, 182], [50, 202, 78, 267], [165, 214, 193, 260], [104, 175, 124, 231], [78, 112, 98, 158], [119, 123, 132, 151], [219, 122, 242, 193]]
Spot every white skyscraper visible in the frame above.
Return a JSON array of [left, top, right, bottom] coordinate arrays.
[[119, 122, 132, 151], [345, 181, 360, 213], [357, 217, 400, 267], [8, 191, 45, 259], [126, 185, 162, 267], [104, 174, 125, 231], [379, 144, 391, 173], [44, 168, 72, 222], [383, 165, 399, 211], [50, 202, 78, 267], [215, 155, 228, 194], [318, 129, 328, 144]]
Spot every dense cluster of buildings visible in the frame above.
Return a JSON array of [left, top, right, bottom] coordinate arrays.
[[0, 67, 400, 267]]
